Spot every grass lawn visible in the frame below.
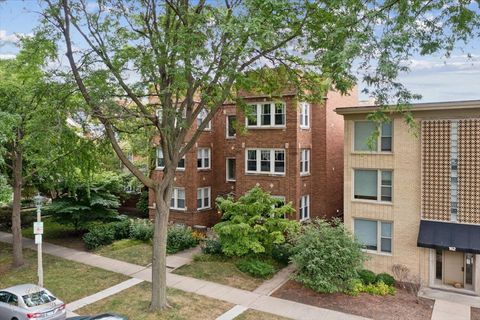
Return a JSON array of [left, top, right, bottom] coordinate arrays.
[[173, 254, 272, 291], [78, 281, 233, 320], [0, 242, 128, 303], [234, 310, 291, 320], [95, 239, 152, 266], [22, 217, 86, 250]]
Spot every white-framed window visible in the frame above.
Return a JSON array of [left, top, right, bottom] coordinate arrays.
[[245, 102, 286, 128], [156, 148, 185, 170], [197, 187, 211, 210], [197, 108, 211, 130], [272, 195, 286, 208], [353, 169, 392, 203], [197, 148, 211, 169], [170, 187, 186, 210], [245, 149, 285, 175], [226, 158, 236, 182], [157, 108, 186, 127], [226, 115, 236, 138], [354, 219, 392, 254], [300, 102, 310, 128], [354, 121, 392, 152], [300, 195, 310, 221], [300, 149, 310, 175]]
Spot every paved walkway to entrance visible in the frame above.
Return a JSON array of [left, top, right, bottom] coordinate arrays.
[[0, 232, 366, 320], [420, 287, 477, 320], [431, 299, 470, 320]]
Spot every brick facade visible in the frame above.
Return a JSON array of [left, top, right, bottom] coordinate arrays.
[[149, 89, 358, 227]]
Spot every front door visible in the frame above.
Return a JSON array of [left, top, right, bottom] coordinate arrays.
[[465, 253, 475, 289], [444, 251, 464, 287]]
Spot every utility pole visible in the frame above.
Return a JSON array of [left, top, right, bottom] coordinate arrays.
[[33, 194, 44, 287]]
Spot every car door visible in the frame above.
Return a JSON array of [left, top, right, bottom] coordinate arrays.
[[0, 291, 14, 319], [7, 293, 24, 320]]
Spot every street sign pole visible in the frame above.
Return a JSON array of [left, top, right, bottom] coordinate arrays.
[[34, 207, 44, 287]]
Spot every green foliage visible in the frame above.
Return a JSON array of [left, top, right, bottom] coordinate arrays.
[[358, 269, 377, 285], [83, 219, 131, 250], [0, 208, 36, 230], [214, 187, 299, 257], [136, 191, 149, 215], [376, 272, 396, 287], [83, 224, 116, 250], [0, 176, 11, 205], [201, 235, 223, 255], [48, 172, 122, 231], [350, 280, 396, 296], [129, 219, 154, 242], [271, 242, 294, 266], [291, 219, 367, 293], [167, 224, 199, 254], [235, 258, 276, 279]]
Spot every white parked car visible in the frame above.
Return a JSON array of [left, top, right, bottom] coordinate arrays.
[[0, 284, 66, 320]]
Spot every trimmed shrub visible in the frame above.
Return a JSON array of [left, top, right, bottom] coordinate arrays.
[[110, 219, 131, 240], [235, 258, 276, 279], [83, 224, 115, 250], [271, 242, 293, 265], [130, 219, 154, 241], [201, 236, 223, 255], [376, 272, 395, 287], [167, 224, 198, 254], [358, 269, 377, 285], [350, 280, 396, 296], [291, 219, 366, 293]]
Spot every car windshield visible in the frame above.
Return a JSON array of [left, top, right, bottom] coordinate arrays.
[[22, 290, 56, 307]]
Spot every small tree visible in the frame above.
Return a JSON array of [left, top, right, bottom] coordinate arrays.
[[214, 187, 298, 257], [291, 219, 366, 293], [49, 172, 122, 231]]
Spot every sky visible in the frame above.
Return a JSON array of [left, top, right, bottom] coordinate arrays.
[[1, 0, 480, 103]]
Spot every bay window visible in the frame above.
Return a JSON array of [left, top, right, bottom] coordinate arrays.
[[170, 187, 186, 210]]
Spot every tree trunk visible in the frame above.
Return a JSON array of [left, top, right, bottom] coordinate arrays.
[[11, 147, 24, 267], [150, 184, 172, 311]]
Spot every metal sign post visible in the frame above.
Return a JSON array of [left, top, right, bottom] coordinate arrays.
[[33, 194, 44, 287]]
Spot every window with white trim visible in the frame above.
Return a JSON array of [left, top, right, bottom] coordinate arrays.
[[245, 149, 285, 174], [245, 102, 286, 128], [156, 148, 185, 170], [300, 102, 310, 128], [170, 187, 186, 210], [353, 169, 392, 202], [197, 187, 211, 210], [354, 121, 392, 152], [299, 195, 310, 221], [197, 108, 211, 130], [300, 149, 310, 175], [197, 148, 211, 169], [226, 158, 236, 182], [226, 115, 236, 138], [354, 219, 392, 253]]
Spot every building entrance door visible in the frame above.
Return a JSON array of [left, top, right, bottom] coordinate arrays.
[[444, 251, 464, 287]]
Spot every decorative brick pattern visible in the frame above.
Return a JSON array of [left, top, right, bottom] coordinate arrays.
[[458, 119, 480, 224], [421, 120, 451, 221]]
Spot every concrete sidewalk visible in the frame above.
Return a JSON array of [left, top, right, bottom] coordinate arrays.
[[431, 299, 470, 320], [0, 232, 367, 320]]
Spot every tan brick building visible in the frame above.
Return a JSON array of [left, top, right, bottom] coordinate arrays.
[[336, 100, 480, 295], [149, 88, 357, 227]]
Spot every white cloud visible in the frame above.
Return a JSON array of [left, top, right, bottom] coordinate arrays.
[[0, 54, 16, 59], [0, 30, 19, 44]]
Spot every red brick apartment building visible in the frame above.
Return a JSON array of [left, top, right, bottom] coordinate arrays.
[[149, 89, 358, 227]]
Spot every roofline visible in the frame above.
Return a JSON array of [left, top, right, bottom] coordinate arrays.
[[334, 99, 480, 115]]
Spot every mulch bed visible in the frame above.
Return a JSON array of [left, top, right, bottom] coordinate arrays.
[[472, 307, 480, 320], [272, 280, 434, 320]]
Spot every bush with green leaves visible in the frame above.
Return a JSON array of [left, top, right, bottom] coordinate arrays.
[[83, 224, 116, 250], [214, 187, 299, 257], [167, 224, 198, 254], [376, 272, 395, 287], [130, 219, 154, 241], [235, 258, 276, 279], [48, 171, 122, 231], [201, 235, 223, 255], [136, 190, 149, 216], [350, 280, 396, 296], [291, 219, 366, 293], [271, 242, 294, 265], [358, 269, 377, 285]]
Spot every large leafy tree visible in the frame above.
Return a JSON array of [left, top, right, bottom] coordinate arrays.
[[40, 0, 479, 310], [0, 35, 96, 267]]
